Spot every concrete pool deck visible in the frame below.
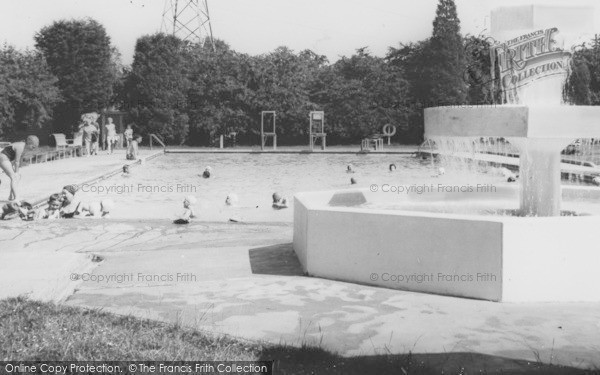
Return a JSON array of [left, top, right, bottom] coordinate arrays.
[[1, 218, 599, 369], [1, 150, 599, 370], [165, 144, 420, 154]]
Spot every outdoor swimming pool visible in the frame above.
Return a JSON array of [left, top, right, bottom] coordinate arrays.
[[70, 152, 600, 222]]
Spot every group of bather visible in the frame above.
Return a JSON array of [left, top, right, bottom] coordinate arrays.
[[1, 184, 113, 221], [171, 167, 288, 225]]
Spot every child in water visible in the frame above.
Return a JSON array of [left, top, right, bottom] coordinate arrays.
[[346, 164, 355, 173], [126, 135, 142, 160], [272, 192, 288, 209], [122, 164, 130, 176], [37, 194, 62, 220], [174, 196, 197, 224], [202, 166, 212, 178], [225, 193, 238, 206], [1, 201, 34, 220]]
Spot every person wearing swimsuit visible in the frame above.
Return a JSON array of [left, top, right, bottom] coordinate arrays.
[[0, 136, 39, 201], [60, 184, 82, 218], [105, 117, 118, 154]]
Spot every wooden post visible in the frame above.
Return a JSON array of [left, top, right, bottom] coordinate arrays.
[[220, 135, 224, 149]]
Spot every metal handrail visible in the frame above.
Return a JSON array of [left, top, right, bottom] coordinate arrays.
[[149, 134, 166, 151]]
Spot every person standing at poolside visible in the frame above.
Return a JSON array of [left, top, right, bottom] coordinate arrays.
[[124, 124, 134, 148], [105, 117, 118, 154], [0, 136, 39, 201], [80, 119, 98, 157]]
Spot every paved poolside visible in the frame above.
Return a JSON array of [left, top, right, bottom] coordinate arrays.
[[0, 218, 598, 369], [166, 144, 420, 154], [1, 149, 599, 371]]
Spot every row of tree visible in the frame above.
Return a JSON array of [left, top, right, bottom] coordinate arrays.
[[1, 0, 599, 145]]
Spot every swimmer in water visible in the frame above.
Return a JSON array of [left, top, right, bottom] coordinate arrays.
[[346, 164, 355, 173], [272, 192, 288, 209], [101, 199, 114, 218], [1, 201, 34, 220], [36, 194, 63, 220], [225, 193, 238, 206], [432, 167, 445, 177], [122, 164, 130, 176], [202, 166, 212, 178], [174, 196, 197, 224], [350, 177, 357, 184], [389, 163, 397, 172]]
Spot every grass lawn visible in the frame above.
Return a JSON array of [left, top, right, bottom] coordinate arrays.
[[0, 297, 595, 374]]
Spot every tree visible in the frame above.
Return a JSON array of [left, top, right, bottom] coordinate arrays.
[[0, 45, 61, 138], [249, 47, 322, 144], [426, 0, 468, 106], [315, 48, 411, 143], [463, 34, 501, 104], [125, 33, 191, 144], [35, 19, 118, 133], [387, 41, 431, 142], [187, 40, 255, 146], [565, 56, 592, 105]]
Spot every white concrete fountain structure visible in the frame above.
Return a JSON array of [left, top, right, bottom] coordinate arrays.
[[293, 5, 600, 302], [425, 105, 600, 216]]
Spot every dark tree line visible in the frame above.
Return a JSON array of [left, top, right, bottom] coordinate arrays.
[[1, 0, 598, 145]]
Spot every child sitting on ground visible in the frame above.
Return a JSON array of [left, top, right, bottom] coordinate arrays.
[[174, 196, 197, 224], [272, 192, 288, 209]]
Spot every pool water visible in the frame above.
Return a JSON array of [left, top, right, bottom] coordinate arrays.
[[76, 153, 597, 222]]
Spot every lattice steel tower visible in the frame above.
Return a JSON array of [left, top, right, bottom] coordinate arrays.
[[161, 0, 215, 51]]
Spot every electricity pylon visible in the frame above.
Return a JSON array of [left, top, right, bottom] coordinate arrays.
[[161, 0, 216, 51]]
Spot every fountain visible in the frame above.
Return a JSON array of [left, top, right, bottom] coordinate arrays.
[[293, 5, 600, 302], [427, 5, 598, 217]]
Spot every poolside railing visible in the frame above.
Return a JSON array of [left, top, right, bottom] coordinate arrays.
[[149, 134, 166, 151]]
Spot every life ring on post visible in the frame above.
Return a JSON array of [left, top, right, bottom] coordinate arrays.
[[382, 124, 397, 145]]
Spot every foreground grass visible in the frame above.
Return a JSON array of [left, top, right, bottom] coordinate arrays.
[[0, 298, 595, 374]]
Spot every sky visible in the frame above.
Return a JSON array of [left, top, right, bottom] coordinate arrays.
[[0, 0, 598, 65]]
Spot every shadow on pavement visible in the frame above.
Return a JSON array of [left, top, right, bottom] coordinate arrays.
[[248, 243, 304, 276], [262, 347, 597, 375]]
